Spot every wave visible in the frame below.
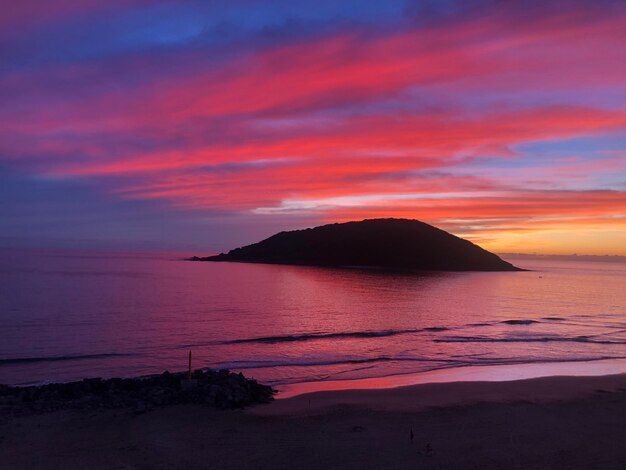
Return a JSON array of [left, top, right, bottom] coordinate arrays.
[[220, 353, 626, 372], [222, 327, 448, 345], [187, 316, 607, 348], [501, 319, 539, 325], [215, 354, 626, 386], [214, 356, 459, 370], [434, 335, 626, 345], [0, 353, 134, 366]]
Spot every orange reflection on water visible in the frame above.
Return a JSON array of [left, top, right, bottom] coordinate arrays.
[[277, 358, 626, 399]]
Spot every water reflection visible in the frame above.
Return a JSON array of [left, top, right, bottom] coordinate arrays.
[[0, 250, 625, 387]]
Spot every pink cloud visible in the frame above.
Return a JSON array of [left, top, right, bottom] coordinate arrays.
[[1, 0, 625, 253]]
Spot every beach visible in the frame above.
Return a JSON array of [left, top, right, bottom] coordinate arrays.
[[2, 373, 626, 469]]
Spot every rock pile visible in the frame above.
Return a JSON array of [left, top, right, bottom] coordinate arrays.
[[0, 369, 274, 417]]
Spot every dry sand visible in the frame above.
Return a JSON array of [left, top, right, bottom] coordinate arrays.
[[2, 374, 626, 469]]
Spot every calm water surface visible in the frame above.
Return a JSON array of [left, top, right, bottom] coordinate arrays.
[[1, 250, 625, 387]]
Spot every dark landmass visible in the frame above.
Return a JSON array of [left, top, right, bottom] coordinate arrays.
[[190, 218, 521, 271], [0, 369, 274, 418]]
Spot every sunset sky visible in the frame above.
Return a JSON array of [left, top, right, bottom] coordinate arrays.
[[1, 0, 625, 255]]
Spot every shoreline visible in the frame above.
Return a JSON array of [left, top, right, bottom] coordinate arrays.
[[3, 373, 626, 468], [275, 357, 626, 398], [260, 371, 626, 417], [5, 356, 626, 395]]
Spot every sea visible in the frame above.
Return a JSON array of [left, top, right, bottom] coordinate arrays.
[[1, 249, 625, 394]]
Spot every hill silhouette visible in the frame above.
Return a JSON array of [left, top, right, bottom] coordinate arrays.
[[190, 219, 520, 271]]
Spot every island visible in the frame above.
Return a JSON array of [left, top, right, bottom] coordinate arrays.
[[189, 218, 521, 271]]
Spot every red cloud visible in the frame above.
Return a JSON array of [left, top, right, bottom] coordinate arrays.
[[1, 1, 625, 253]]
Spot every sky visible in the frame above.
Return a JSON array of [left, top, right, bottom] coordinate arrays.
[[1, 0, 625, 255]]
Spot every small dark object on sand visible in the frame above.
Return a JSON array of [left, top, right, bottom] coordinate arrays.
[[419, 443, 435, 457]]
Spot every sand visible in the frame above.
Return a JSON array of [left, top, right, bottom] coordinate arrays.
[[2, 373, 626, 469]]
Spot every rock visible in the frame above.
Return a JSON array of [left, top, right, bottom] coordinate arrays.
[[134, 400, 147, 414], [0, 368, 274, 418]]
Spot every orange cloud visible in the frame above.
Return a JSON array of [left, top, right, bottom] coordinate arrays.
[[1, 1, 625, 254]]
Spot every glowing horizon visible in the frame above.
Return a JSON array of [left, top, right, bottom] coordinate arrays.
[[1, 1, 625, 255]]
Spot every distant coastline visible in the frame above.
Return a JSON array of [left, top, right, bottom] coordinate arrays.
[[501, 253, 626, 264]]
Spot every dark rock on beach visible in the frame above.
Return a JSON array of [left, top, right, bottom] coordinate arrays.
[[0, 369, 274, 418], [190, 218, 521, 272]]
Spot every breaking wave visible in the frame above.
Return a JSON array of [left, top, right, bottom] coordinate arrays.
[[435, 336, 626, 345], [0, 353, 134, 366], [222, 327, 449, 345]]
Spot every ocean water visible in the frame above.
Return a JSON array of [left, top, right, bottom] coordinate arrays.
[[1, 249, 625, 388]]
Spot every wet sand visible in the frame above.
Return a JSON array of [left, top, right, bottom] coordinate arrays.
[[2, 374, 626, 469]]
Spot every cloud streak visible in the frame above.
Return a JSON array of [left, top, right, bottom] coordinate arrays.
[[1, 0, 625, 253]]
